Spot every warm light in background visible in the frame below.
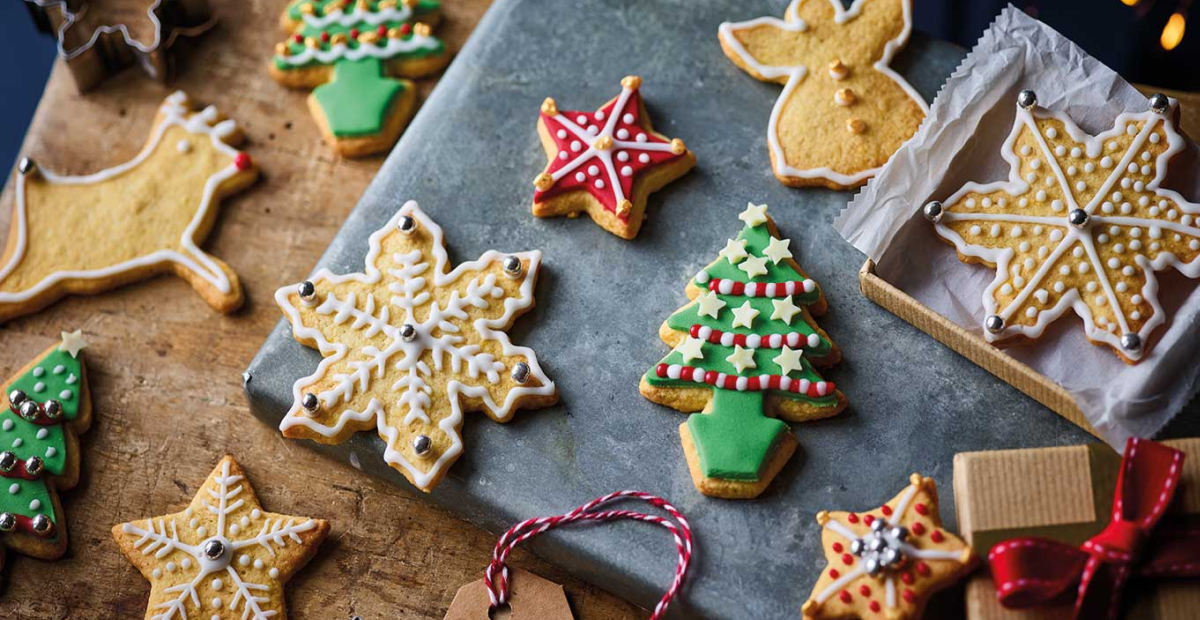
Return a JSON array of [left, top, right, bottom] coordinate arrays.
[[1161, 11, 1186, 50], [1119, 0, 1138, 6]]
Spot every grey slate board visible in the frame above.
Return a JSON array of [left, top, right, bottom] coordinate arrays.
[[245, 1, 1199, 618]]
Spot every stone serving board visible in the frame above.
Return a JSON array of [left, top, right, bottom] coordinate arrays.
[[244, 1, 1198, 618]]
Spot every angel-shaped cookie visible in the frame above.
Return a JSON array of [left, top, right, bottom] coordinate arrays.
[[718, 0, 927, 189]]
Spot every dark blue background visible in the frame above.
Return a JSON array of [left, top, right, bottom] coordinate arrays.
[[1, 0, 1198, 174]]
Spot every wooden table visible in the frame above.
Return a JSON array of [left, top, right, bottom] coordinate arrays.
[[0, 1, 644, 618]]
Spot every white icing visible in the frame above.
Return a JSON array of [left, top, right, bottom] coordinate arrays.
[[717, 0, 927, 186], [275, 33, 440, 66]]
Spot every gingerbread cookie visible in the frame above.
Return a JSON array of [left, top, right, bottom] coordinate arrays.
[[0, 91, 257, 322], [269, 0, 451, 157], [923, 91, 1200, 363], [113, 456, 329, 620], [641, 203, 846, 499], [532, 76, 696, 239], [275, 201, 558, 492], [0, 330, 90, 574], [802, 474, 976, 620], [718, 0, 926, 189]]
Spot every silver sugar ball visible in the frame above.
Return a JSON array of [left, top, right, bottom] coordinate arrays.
[[511, 362, 530, 384], [1017, 89, 1037, 110], [397, 215, 417, 234], [8, 389, 26, 409], [870, 517, 887, 532], [864, 557, 882, 576], [1149, 93, 1170, 115], [203, 539, 226, 560], [298, 280, 317, 301], [889, 526, 909, 542], [24, 456, 44, 476], [44, 400, 62, 420], [985, 314, 1005, 334], [413, 434, 432, 456], [502, 255, 523, 278], [867, 537, 887, 553], [0, 513, 15, 533], [18, 400, 39, 420], [1068, 208, 1089, 229], [881, 547, 903, 567], [922, 201, 944, 223], [0, 451, 16, 472], [850, 539, 865, 556], [1121, 333, 1142, 352], [301, 392, 320, 412], [17, 157, 36, 176], [31, 514, 52, 536], [400, 323, 417, 342]]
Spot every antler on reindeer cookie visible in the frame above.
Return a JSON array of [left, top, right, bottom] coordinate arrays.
[[718, 0, 927, 189]]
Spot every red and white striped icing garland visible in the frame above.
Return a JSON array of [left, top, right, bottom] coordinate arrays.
[[703, 277, 815, 297], [688, 324, 819, 349], [655, 363, 834, 397]]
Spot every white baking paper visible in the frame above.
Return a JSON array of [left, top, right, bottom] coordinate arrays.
[[833, 6, 1200, 447]]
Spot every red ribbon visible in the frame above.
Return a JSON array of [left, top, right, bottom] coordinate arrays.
[[988, 437, 1200, 620]]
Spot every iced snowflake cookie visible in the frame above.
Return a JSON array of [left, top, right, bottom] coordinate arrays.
[[0, 330, 90, 573], [0, 91, 257, 322], [269, 0, 450, 157], [802, 474, 976, 620], [718, 0, 926, 189], [114, 456, 329, 620], [275, 201, 558, 492], [532, 76, 696, 239], [923, 91, 1200, 363], [641, 203, 845, 499]]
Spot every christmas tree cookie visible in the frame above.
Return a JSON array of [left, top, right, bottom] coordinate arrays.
[[641, 203, 846, 499], [113, 456, 330, 620], [0, 330, 91, 574], [269, 0, 451, 157]]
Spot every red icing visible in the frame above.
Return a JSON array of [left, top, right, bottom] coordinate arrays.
[[841, 553, 854, 566], [931, 530, 945, 543], [903, 589, 917, 604], [829, 568, 840, 579], [320, 31, 330, 42], [400, 22, 412, 35], [858, 584, 871, 596], [350, 28, 360, 38], [292, 33, 303, 43], [832, 542, 843, 553], [376, 24, 387, 37], [900, 572, 914, 585], [869, 601, 881, 613], [881, 505, 893, 516], [653, 363, 832, 396], [534, 83, 684, 220], [911, 522, 926, 536], [916, 561, 931, 577], [839, 590, 852, 603], [234, 153, 253, 171], [847, 513, 859, 524], [915, 503, 929, 516], [864, 514, 875, 526]]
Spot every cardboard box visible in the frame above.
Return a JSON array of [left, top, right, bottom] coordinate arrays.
[[952, 439, 1200, 620]]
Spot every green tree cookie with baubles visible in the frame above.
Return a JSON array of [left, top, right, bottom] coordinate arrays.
[[0, 330, 91, 572], [641, 204, 846, 499], [269, 0, 450, 156]]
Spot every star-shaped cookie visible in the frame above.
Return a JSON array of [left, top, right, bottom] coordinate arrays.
[[718, 0, 927, 189], [801, 474, 976, 620], [113, 456, 329, 620], [925, 91, 1200, 363], [532, 76, 697, 239]]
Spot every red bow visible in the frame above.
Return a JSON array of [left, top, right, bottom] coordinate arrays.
[[988, 438, 1200, 620]]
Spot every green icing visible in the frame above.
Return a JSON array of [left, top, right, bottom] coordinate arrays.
[[284, 0, 440, 25], [0, 411, 67, 476], [687, 391, 788, 481], [0, 477, 56, 529], [647, 216, 840, 482], [313, 57, 406, 137], [7, 348, 84, 420], [274, 0, 446, 72]]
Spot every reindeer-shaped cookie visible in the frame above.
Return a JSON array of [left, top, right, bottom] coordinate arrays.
[[0, 91, 258, 322], [719, 0, 927, 189]]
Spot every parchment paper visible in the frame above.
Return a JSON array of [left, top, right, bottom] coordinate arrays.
[[834, 6, 1200, 447]]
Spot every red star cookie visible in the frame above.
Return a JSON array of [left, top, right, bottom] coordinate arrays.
[[532, 76, 696, 239], [802, 474, 976, 620]]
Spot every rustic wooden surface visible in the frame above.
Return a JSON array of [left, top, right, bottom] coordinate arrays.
[[0, 1, 645, 618]]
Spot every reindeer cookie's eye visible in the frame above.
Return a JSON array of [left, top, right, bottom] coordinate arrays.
[[176, 140, 192, 154]]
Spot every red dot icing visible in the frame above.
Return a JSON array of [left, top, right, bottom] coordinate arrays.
[[839, 590, 852, 603], [881, 505, 893, 516], [903, 589, 917, 604], [234, 153, 253, 171], [320, 31, 330, 42], [376, 24, 387, 37], [931, 530, 945, 543], [400, 22, 412, 35], [916, 561, 931, 576], [901, 572, 914, 585], [869, 601, 881, 613], [864, 514, 875, 526], [859, 584, 871, 596], [829, 568, 840, 579], [912, 522, 926, 536], [832, 542, 844, 553], [842, 553, 854, 566], [915, 503, 929, 516], [350, 28, 360, 38], [847, 513, 859, 524]]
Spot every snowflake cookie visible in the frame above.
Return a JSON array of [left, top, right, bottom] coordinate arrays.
[[113, 456, 329, 620], [275, 201, 558, 492], [924, 91, 1200, 363], [0, 330, 90, 574], [532, 76, 697, 239], [0, 91, 258, 323], [802, 474, 976, 620], [718, 0, 927, 189]]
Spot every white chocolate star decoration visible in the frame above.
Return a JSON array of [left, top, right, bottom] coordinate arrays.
[[725, 345, 757, 373], [731, 301, 760, 329], [720, 239, 749, 264], [763, 236, 794, 264], [927, 92, 1200, 363], [773, 346, 805, 375], [677, 336, 706, 362], [739, 255, 770, 278], [696, 290, 727, 319], [738, 203, 770, 227], [113, 457, 329, 620], [772, 297, 802, 324], [58, 329, 88, 357]]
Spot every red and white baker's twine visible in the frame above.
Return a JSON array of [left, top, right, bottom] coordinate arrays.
[[484, 491, 693, 619]]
